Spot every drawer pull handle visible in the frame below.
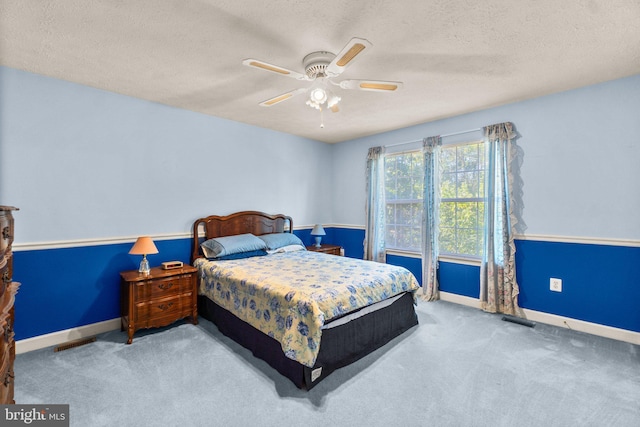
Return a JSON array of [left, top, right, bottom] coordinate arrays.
[[2, 226, 10, 240], [4, 372, 13, 386], [4, 321, 11, 343], [158, 283, 174, 290], [158, 303, 174, 311]]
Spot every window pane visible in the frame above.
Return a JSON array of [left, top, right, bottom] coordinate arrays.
[[397, 177, 411, 199], [441, 148, 456, 172], [386, 226, 397, 248], [386, 204, 395, 224], [457, 171, 479, 198], [438, 141, 486, 258], [385, 156, 397, 198], [457, 202, 479, 229], [411, 153, 424, 174], [457, 228, 479, 257], [385, 180, 397, 199], [395, 227, 421, 252], [439, 227, 456, 254], [459, 144, 479, 171], [384, 150, 424, 251], [411, 202, 422, 227], [384, 142, 485, 256], [397, 155, 410, 175], [440, 201, 455, 225], [441, 172, 456, 198], [397, 203, 412, 225]]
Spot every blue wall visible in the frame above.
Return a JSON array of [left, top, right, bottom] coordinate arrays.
[[329, 228, 639, 333], [13, 239, 191, 340], [438, 261, 480, 299], [515, 240, 640, 332], [11, 224, 640, 340], [329, 229, 640, 334], [13, 230, 316, 340]]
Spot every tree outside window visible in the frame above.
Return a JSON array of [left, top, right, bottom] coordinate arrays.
[[383, 141, 486, 258], [439, 142, 485, 258], [384, 151, 423, 252]]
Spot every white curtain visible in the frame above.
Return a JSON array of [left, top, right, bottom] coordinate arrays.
[[421, 136, 442, 300], [364, 146, 386, 263], [479, 122, 522, 315]]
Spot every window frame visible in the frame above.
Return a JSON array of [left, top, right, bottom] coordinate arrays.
[[438, 140, 486, 260], [381, 139, 487, 262], [383, 149, 424, 253]]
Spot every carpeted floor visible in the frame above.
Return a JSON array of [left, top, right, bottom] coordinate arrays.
[[14, 300, 640, 427]]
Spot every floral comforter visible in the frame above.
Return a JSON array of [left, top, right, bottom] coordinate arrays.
[[194, 250, 420, 367]]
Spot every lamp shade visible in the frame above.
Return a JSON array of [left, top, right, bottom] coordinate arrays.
[[310, 224, 326, 236], [129, 236, 159, 255]]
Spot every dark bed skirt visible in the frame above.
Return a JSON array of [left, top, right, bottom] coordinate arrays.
[[198, 292, 418, 390]]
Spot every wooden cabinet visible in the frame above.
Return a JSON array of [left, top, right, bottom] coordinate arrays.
[[120, 265, 198, 344], [0, 206, 19, 404], [306, 244, 343, 256]]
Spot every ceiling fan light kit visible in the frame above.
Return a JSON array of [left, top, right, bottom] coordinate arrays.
[[243, 37, 403, 127]]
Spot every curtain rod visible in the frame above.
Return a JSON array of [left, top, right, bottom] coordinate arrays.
[[384, 127, 482, 149]]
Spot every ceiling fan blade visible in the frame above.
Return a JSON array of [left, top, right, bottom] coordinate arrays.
[[338, 79, 403, 92], [259, 88, 307, 107], [325, 37, 372, 77], [243, 59, 309, 81]]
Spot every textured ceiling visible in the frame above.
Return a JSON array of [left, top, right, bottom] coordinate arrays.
[[1, 0, 639, 143]]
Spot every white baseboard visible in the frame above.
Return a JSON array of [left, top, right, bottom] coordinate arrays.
[[439, 292, 482, 308], [439, 292, 640, 345], [16, 318, 121, 354]]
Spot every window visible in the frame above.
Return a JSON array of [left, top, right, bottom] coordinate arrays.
[[383, 141, 486, 257], [384, 151, 424, 251], [439, 142, 485, 258]]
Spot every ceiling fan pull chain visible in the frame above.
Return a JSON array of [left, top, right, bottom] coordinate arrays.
[[320, 107, 325, 128]]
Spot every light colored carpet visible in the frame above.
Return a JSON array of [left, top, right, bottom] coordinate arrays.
[[15, 301, 640, 426]]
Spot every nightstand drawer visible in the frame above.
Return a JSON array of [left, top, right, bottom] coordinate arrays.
[[133, 293, 193, 324], [134, 275, 192, 300], [306, 244, 342, 256]]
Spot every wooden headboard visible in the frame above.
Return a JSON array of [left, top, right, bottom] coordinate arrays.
[[191, 211, 293, 263]]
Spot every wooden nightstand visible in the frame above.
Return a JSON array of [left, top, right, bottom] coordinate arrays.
[[120, 265, 198, 344], [306, 244, 343, 256]]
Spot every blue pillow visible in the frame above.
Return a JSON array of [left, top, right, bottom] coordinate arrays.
[[258, 233, 305, 251], [213, 249, 268, 260], [201, 233, 267, 259]]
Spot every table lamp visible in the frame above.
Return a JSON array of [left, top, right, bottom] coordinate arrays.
[[129, 236, 158, 274], [310, 224, 326, 247]]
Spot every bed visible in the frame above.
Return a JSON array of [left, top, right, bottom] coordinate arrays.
[[191, 211, 419, 390]]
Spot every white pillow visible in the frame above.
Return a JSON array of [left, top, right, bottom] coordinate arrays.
[[267, 244, 307, 254]]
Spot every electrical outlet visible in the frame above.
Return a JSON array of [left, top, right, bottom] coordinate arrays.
[[550, 278, 562, 292]]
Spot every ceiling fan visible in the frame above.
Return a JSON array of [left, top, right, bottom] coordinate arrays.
[[242, 37, 402, 122]]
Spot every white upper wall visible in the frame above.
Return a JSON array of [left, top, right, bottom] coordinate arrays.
[[0, 67, 333, 243], [332, 74, 640, 241], [2, 67, 639, 244]]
